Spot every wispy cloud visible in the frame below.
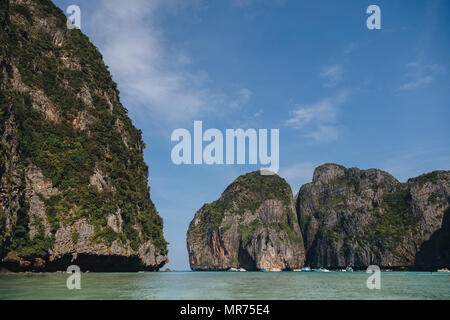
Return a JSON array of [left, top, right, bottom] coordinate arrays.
[[285, 90, 349, 142], [320, 64, 343, 87], [90, 0, 250, 124], [342, 42, 357, 55], [307, 125, 340, 142], [398, 76, 433, 91], [230, 88, 253, 108], [397, 61, 446, 91], [279, 162, 318, 194]]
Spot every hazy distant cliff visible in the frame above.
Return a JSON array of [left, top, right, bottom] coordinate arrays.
[[296, 164, 449, 270], [0, 0, 167, 271], [187, 172, 305, 271]]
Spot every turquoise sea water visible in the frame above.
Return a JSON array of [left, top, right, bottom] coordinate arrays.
[[0, 271, 449, 300]]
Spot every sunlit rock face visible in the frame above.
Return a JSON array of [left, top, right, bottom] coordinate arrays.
[[187, 171, 305, 271]]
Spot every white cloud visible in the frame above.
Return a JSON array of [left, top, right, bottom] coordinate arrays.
[[90, 0, 249, 123], [320, 64, 343, 87], [398, 75, 433, 91], [307, 125, 340, 142], [397, 61, 446, 91], [430, 64, 447, 74], [285, 90, 348, 142], [286, 99, 336, 128]]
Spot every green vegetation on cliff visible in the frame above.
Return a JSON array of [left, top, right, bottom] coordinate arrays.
[[187, 171, 305, 271], [366, 190, 419, 245], [297, 164, 449, 269], [0, 0, 167, 262], [190, 171, 293, 240], [232, 171, 292, 206]]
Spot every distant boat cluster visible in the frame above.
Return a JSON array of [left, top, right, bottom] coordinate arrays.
[[226, 266, 450, 273], [227, 266, 355, 272]]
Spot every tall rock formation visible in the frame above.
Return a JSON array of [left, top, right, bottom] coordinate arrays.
[[187, 171, 305, 271], [0, 0, 167, 271], [296, 163, 449, 270]]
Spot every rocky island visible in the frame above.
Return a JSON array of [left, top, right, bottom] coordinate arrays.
[[187, 171, 305, 271], [187, 165, 449, 271], [297, 163, 449, 270], [0, 0, 168, 272]]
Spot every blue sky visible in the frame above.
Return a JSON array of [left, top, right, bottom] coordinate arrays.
[[53, 0, 450, 270]]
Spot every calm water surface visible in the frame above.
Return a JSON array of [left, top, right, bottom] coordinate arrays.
[[0, 272, 449, 300]]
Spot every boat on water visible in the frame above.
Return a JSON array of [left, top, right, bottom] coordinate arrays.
[[314, 268, 331, 272], [228, 267, 246, 272], [437, 268, 450, 273], [339, 267, 354, 272], [301, 267, 313, 272], [269, 268, 282, 272], [293, 269, 302, 272]]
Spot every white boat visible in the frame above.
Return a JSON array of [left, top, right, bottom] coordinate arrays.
[[269, 268, 282, 272], [301, 267, 312, 272], [314, 268, 331, 272], [228, 267, 247, 272], [437, 268, 450, 273], [293, 269, 302, 272]]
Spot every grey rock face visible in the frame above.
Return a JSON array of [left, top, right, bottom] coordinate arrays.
[[187, 171, 305, 271], [295, 163, 449, 269], [26, 164, 57, 239], [0, 0, 168, 272]]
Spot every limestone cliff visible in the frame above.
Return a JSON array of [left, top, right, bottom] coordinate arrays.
[[0, 0, 167, 271], [296, 164, 449, 270], [187, 171, 305, 271]]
